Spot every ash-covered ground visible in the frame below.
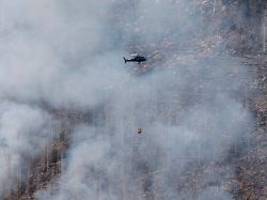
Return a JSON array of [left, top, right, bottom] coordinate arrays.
[[0, 1, 266, 200]]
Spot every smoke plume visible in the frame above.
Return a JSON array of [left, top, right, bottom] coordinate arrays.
[[0, 0, 253, 199]]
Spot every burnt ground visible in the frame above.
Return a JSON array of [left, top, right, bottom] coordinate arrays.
[[5, 47, 267, 200], [233, 55, 267, 200], [5, 55, 265, 200]]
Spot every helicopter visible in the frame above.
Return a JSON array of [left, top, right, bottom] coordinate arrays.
[[123, 54, 147, 64]]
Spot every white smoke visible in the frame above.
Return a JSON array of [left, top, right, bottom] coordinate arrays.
[[0, 102, 57, 197], [0, 0, 253, 199]]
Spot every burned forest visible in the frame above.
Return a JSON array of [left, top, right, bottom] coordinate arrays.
[[0, 0, 266, 200]]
